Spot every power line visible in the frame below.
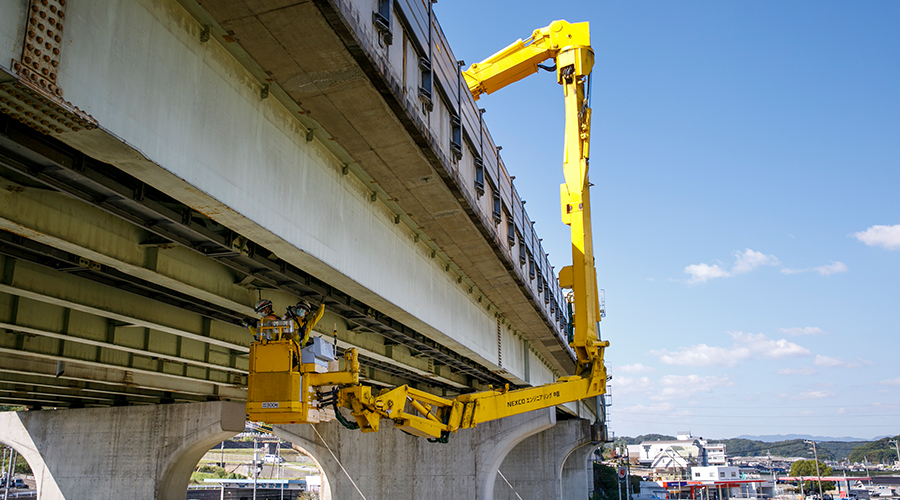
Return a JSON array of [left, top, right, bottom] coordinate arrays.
[[617, 412, 900, 419], [616, 404, 899, 410], [618, 419, 898, 429]]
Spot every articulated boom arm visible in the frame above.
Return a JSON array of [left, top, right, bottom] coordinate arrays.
[[246, 20, 608, 441], [465, 20, 605, 371], [462, 20, 592, 101]]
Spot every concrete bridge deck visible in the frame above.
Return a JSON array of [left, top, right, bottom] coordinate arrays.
[[0, 0, 605, 498], [0, 0, 586, 414]]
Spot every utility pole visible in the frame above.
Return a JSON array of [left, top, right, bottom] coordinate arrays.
[[3, 447, 16, 500], [805, 440, 825, 500], [888, 440, 900, 467], [252, 436, 258, 500]]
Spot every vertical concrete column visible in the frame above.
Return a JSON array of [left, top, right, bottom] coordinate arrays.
[[0, 401, 244, 500], [275, 408, 556, 500], [494, 418, 595, 500], [561, 443, 600, 500]]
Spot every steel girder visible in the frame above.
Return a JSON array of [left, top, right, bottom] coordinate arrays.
[[0, 112, 508, 409]]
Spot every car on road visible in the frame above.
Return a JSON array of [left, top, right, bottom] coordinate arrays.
[[0, 478, 28, 489], [263, 454, 284, 464]]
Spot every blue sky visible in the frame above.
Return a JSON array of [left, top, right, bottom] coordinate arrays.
[[435, 2, 900, 440]]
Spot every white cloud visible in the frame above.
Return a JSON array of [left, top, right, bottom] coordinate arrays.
[[732, 249, 781, 275], [778, 367, 817, 376], [613, 374, 732, 401], [650, 344, 746, 367], [778, 327, 825, 336], [650, 332, 810, 367], [880, 378, 900, 386], [729, 331, 811, 358], [615, 402, 678, 414], [796, 390, 835, 400], [846, 358, 874, 369], [685, 248, 779, 284], [652, 374, 733, 401], [814, 262, 848, 275], [618, 363, 655, 374], [854, 224, 900, 250], [814, 355, 845, 368], [782, 261, 848, 276], [613, 376, 653, 395], [814, 355, 873, 369], [685, 263, 730, 284]]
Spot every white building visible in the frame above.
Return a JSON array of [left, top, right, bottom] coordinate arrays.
[[627, 432, 727, 469], [707, 444, 728, 466], [692, 466, 742, 481]]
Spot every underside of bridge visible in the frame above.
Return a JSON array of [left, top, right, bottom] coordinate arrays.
[[0, 0, 606, 498], [0, 0, 585, 415]]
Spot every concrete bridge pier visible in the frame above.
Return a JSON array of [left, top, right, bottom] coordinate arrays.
[[561, 440, 601, 500], [494, 418, 599, 500], [275, 408, 565, 500], [0, 401, 244, 500]]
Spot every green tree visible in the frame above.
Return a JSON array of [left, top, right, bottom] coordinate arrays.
[[592, 463, 641, 500], [790, 460, 834, 494], [848, 436, 900, 464], [592, 463, 619, 500]]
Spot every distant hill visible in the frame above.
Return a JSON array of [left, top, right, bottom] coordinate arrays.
[[737, 434, 869, 443], [615, 435, 866, 461], [847, 435, 900, 464], [615, 434, 676, 446]]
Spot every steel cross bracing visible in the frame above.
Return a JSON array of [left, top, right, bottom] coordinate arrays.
[[0, 230, 248, 326], [0, 113, 508, 396]]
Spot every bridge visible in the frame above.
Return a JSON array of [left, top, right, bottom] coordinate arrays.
[[0, 0, 607, 498]]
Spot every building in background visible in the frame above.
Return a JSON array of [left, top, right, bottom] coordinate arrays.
[[627, 432, 728, 479]]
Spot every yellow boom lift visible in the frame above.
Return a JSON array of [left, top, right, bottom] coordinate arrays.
[[246, 20, 608, 441]]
